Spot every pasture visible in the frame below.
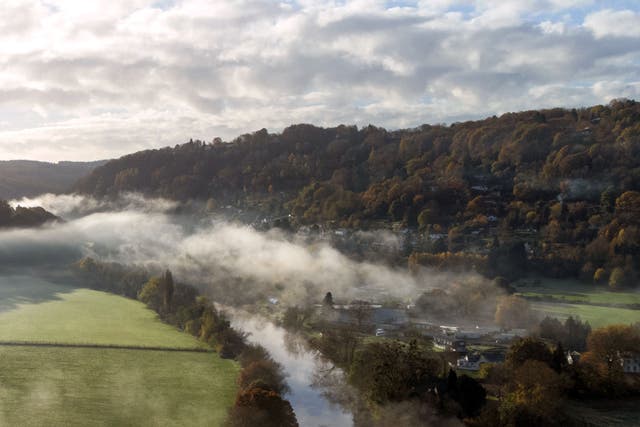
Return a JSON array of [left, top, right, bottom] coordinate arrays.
[[0, 285, 206, 349], [514, 277, 640, 307], [530, 302, 640, 328], [0, 274, 238, 426], [514, 277, 640, 327], [0, 346, 238, 426]]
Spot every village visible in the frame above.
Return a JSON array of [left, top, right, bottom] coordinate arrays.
[[299, 298, 640, 377]]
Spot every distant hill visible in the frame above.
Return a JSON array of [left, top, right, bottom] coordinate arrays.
[[0, 160, 108, 199], [74, 99, 640, 284], [0, 200, 59, 229], [75, 99, 640, 225]]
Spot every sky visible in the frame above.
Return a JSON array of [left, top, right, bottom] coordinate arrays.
[[0, 0, 639, 162]]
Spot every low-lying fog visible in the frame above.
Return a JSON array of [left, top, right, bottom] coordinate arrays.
[[5, 193, 490, 307]]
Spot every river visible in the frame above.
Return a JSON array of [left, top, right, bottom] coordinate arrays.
[[229, 314, 354, 427]]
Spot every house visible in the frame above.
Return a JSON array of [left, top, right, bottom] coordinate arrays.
[[328, 305, 408, 330], [566, 351, 581, 366], [622, 354, 640, 374], [457, 351, 505, 371], [371, 308, 410, 329], [457, 353, 482, 371], [434, 335, 467, 353], [455, 330, 482, 340]]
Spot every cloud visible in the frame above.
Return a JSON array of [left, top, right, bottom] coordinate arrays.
[[0, 1, 638, 161], [584, 9, 640, 39]]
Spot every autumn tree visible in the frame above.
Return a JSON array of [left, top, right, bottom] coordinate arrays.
[[499, 360, 565, 426], [580, 324, 640, 394], [506, 337, 553, 369], [226, 385, 298, 427], [495, 295, 533, 329]]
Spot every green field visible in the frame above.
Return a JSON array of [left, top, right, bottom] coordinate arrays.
[[530, 302, 640, 328], [0, 346, 239, 426], [0, 287, 206, 348], [514, 277, 640, 328], [515, 277, 640, 307], [0, 275, 239, 426]]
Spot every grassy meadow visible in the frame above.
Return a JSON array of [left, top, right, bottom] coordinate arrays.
[[530, 302, 640, 328], [0, 275, 239, 426], [515, 277, 640, 327], [0, 346, 239, 426], [0, 286, 206, 348]]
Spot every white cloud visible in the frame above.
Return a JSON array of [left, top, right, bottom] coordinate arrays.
[[584, 9, 640, 38], [0, 1, 638, 161]]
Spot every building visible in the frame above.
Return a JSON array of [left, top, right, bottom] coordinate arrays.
[[457, 353, 482, 371], [434, 335, 467, 353], [566, 351, 581, 366], [622, 354, 640, 374], [457, 351, 505, 371]]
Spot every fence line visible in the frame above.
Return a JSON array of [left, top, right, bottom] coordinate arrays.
[[0, 340, 213, 353]]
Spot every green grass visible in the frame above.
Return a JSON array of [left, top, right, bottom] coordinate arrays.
[[531, 302, 640, 328], [514, 277, 640, 307], [0, 287, 206, 349], [0, 275, 240, 426], [0, 346, 239, 427], [514, 276, 640, 327]]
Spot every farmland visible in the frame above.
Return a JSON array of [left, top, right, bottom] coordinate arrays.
[[0, 346, 238, 426], [514, 277, 640, 327], [529, 302, 640, 328], [0, 275, 238, 426]]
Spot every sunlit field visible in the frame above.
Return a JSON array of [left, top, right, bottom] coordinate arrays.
[[0, 276, 238, 426], [0, 285, 205, 348]]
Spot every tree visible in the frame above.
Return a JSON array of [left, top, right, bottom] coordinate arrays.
[[138, 277, 163, 311], [282, 306, 311, 330], [162, 269, 174, 308], [593, 267, 607, 284], [456, 375, 487, 417], [580, 324, 640, 393], [226, 385, 298, 427], [506, 337, 553, 370], [608, 267, 627, 290], [551, 342, 567, 373], [538, 316, 564, 343], [499, 360, 565, 427], [495, 295, 533, 329], [615, 191, 640, 224], [322, 292, 334, 308], [349, 341, 440, 403], [238, 360, 289, 395]]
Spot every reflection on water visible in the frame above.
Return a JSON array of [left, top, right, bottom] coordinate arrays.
[[229, 314, 354, 427]]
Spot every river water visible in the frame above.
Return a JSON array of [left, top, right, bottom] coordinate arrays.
[[229, 314, 354, 427]]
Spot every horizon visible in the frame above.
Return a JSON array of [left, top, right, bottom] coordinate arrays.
[[0, 0, 638, 162], [1, 97, 635, 163]]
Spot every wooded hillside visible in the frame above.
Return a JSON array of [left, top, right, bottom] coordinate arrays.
[[74, 99, 640, 284]]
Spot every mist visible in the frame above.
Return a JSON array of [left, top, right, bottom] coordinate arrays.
[[3, 193, 486, 306]]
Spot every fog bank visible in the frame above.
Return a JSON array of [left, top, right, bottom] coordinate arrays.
[[3, 193, 487, 305]]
